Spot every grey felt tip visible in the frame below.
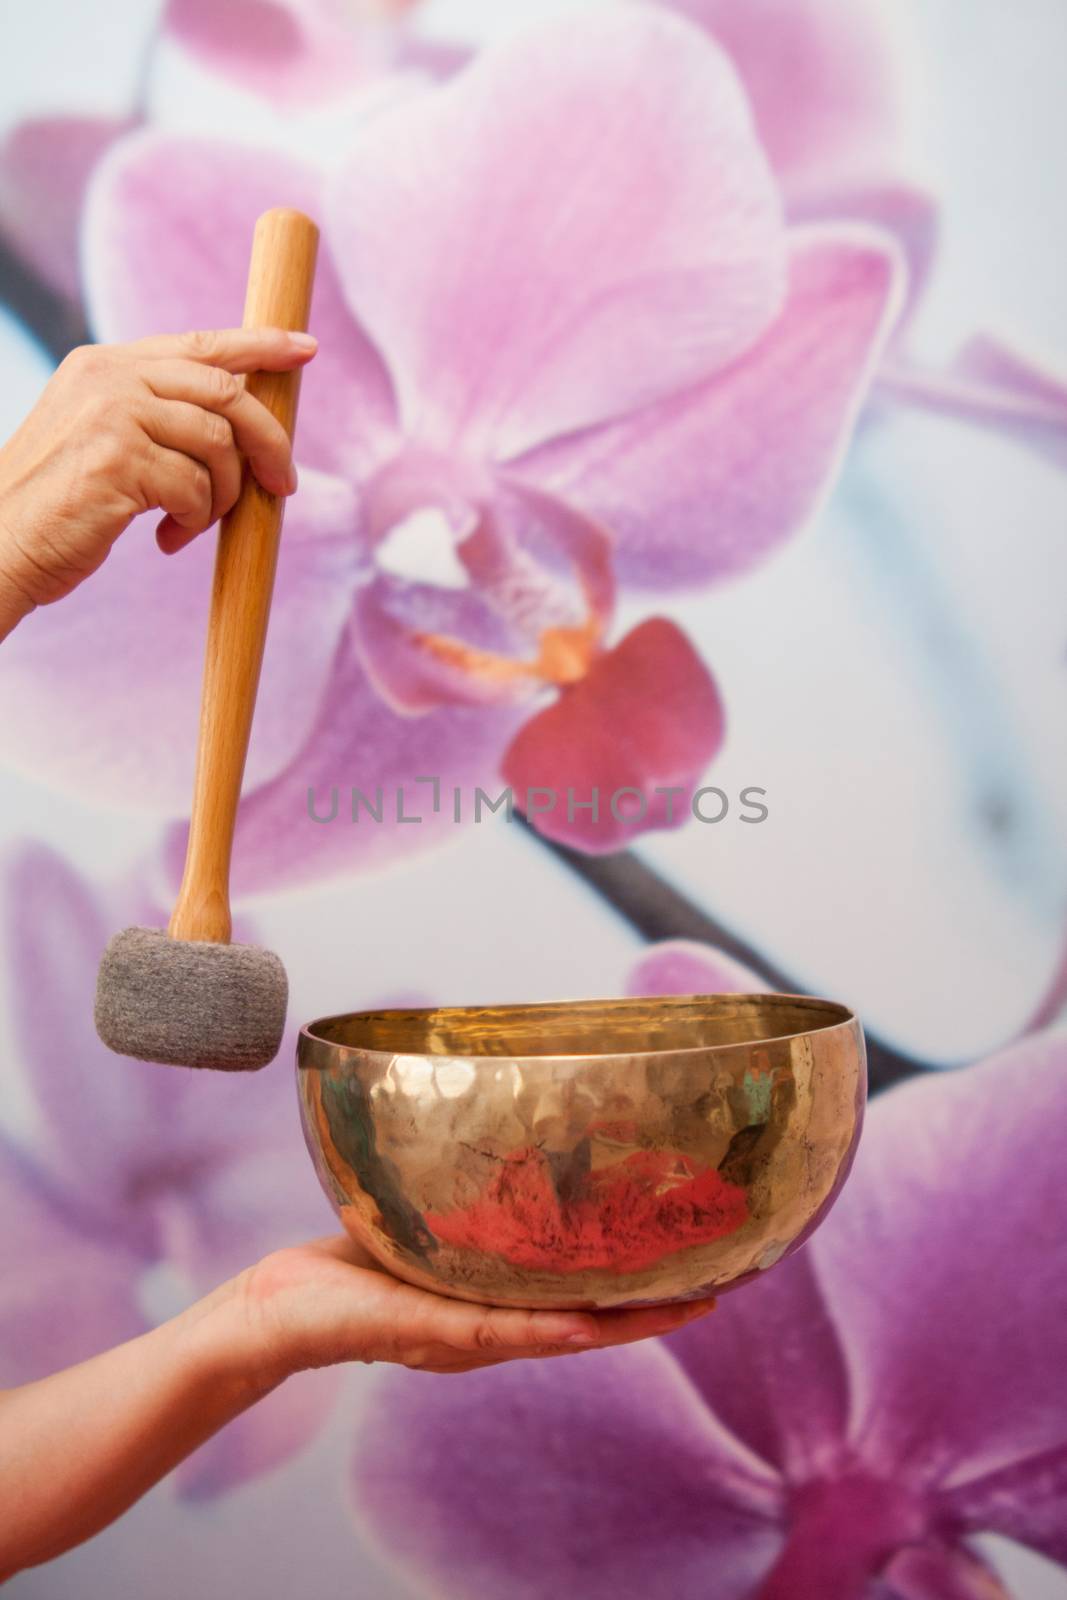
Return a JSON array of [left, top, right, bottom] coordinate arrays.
[[95, 927, 288, 1073]]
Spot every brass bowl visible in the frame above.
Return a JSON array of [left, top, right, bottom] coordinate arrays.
[[297, 994, 866, 1309]]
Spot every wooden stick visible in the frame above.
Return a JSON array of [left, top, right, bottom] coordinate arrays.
[[169, 208, 319, 943]]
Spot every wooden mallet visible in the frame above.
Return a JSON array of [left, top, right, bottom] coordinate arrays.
[[95, 207, 319, 1071]]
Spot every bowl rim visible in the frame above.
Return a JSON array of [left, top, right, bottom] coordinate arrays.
[[297, 992, 861, 1065]]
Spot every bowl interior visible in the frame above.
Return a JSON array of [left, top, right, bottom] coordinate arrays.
[[301, 993, 853, 1060]]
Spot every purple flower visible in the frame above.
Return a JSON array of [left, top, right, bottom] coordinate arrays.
[[348, 1013, 1067, 1596], [650, 0, 939, 322], [164, 0, 430, 107], [0, 0, 429, 300], [0, 115, 138, 302], [878, 332, 1067, 474], [627, 937, 766, 999], [656, 0, 904, 191], [0, 10, 902, 884], [0, 842, 337, 1499]]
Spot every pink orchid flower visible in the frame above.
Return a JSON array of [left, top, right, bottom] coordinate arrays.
[[648, 0, 938, 317], [349, 995, 1067, 1600], [654, 0, 905, 198], [878, 332, 1067, 474], [656, 0, 1067, 458], [0, 11, 902, 885], [0, 0, 428, 302], [0, 842, 337, 1499], [627, 937, 766, 999], [165, 0, 428, 107], [0, 115, 139, 304]]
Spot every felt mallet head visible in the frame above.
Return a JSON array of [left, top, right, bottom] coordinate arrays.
[[95, 927, 288, 1072]]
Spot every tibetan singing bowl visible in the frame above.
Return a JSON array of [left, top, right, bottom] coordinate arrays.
[[297, 994, 866, 1310]]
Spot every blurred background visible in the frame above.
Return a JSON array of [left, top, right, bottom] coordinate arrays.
[[1, 1, 1065, 1595]]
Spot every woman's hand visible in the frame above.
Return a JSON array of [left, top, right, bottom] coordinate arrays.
[[0, 327, 317, 635], [0, 1235, 714, 1581], [231, 1235, 717, 1381]]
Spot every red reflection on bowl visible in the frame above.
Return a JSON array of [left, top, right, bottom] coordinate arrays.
[[425, 1145, 748, 1274]]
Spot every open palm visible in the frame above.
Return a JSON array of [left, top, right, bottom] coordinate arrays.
[[237, 1236, 716, 1378]]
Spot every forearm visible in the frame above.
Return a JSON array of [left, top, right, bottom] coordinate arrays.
[[0, 1279, 271, 1580], [0, 522, 36, 642]]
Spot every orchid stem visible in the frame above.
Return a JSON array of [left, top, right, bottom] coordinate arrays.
[[519, 819, 930, 1095]]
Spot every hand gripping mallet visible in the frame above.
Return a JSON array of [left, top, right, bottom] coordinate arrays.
[[95, 208, 319, 1071]]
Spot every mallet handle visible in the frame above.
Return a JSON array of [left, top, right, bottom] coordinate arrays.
[[169, 208, 319, 943]]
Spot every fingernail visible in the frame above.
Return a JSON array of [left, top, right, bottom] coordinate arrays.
[[565, 1332, 600, 1345], [286, 463, 299, 494], [288, 332, 317, 351]]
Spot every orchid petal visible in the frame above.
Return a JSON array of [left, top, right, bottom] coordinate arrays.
[[662, 1248, 851, 1483], [164, 0, 391, 108], [0, 473, 360, 812], [876, 339, 1067, 472], [84, 128, 399, 478], [165, 629, 525, 892], [653, 0, 903, 196], [808, 1033, 1067, 1514], [627, 939, 766, 997], [948, 335, 1067, 471], [346, 1031, 1067, 1596], [353, 448, 523, 712], [493, 479, 616, 637], [787, 179, 937, 335], [2, 836, 338, 1494], [951, 334, 1067, 413], [352, 572, 527, 714], [0, 115, 133, 299], [176, 1135, 337, 1289], [169, 1145, 341, 1500], [519, 227, 902, 590], [502, 619, 724, 853], [881, 1540, 1014, 1600], [2, 842, 311, 1232], [941, 1447, 1067, 1569], [353, 477, 616, 714], [326, 9, 785, 462], [0, 1138, 143, 1385], [175, 1367, 339, 1500], [3, 841, 171, 1234], [351, 1343, 783, 1600]]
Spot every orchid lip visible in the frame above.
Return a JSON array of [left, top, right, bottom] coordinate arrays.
[[356, 451, 615, 706], [409, 616, 603, 695]]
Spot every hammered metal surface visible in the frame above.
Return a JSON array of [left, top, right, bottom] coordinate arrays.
[[297, 995, 866, 1309]]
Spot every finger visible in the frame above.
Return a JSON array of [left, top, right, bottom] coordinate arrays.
[[420, 1314, 708, 1373], [582, 1298, 717, 1348], [309, 1237, 716, 1355], [464, 1300, 716, 1362], [124, 326, 317, 373], [428, 1300, 616, 1355], [399, 1346, 584, 1375], [156, 515, 203, 556], [142, 361, 296, 498], [143, 399, 243, 526], [143, 445, 213, 537]]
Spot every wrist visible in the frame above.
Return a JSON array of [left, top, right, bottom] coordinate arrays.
[[173, 1274, 290, 1408], [0, 544, 36, 640]]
